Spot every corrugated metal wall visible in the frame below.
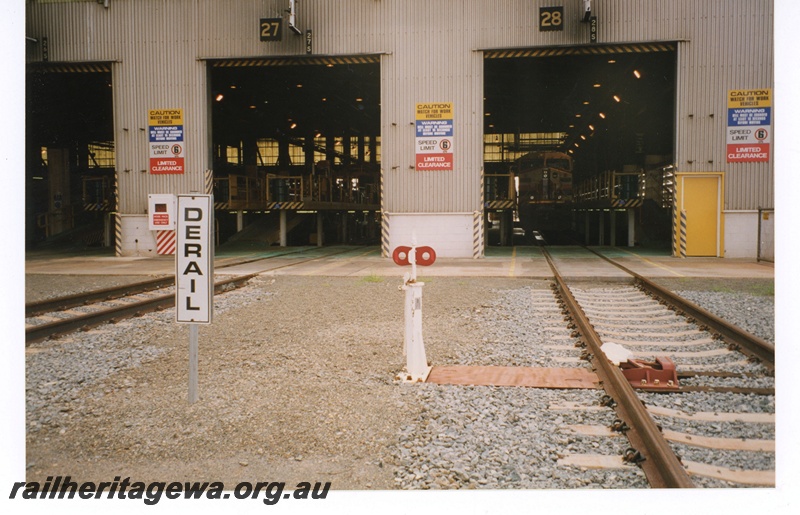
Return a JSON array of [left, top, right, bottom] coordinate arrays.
[[26, 0, 774, 216]]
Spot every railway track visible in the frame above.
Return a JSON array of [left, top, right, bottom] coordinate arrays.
[[541, 246, 775, 488], [25, 246, 357, 345]]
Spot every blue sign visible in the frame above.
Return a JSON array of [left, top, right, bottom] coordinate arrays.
[[728, 107, 771, 126]]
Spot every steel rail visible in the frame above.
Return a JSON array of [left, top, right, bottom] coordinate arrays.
[[25, 276, 175, 317], [585, 247, 774, 369], [25, 274, 258, 345], [26, 246, 360, 344], [541, 246, 694, 488], [24, 246, 314, 317]]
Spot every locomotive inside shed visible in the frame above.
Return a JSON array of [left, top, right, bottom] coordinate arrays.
[[483, 47, 676, 247]]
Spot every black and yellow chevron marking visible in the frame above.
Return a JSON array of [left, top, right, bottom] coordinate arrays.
[[28, 61, 113, 73], [83, 201, 110, 212], [611, 198, 643, 208], [266, 201, 304, 210], [214, 202, 230, 210], [485, 200, 515, 210], [212, 55, 380, 67], [484, 43, 675, 59]]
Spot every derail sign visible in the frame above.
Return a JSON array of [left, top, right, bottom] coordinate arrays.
[[416, 102, 454, 171], [176, 195, 214, 324]]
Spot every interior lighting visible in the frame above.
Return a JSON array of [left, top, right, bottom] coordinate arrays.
[[583, 101, 590, 105], [575, 114, 582, 118], [568, 149, 574, 154], [588, 124, 595, 131], [574, 143, 580, 148], [608, 59, 616, 64], [633, 70, 641, 79], [322, 97, 327, 102], [290, 122, 297, 129], [593, 83, 602, 88], [249, 105, 256, 109], [580, 135, 586, 140], [613, 95, 621, 102], [215, 93, 224, 101], [296, 83, 303, 88], [599, 112, 606, 119], [356, 97, 363, 102]]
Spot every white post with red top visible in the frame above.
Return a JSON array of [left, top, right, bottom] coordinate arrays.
[[393, 239, 436, 382]]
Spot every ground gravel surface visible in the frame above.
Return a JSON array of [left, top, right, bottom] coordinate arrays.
[[23, 272, 774, 490]]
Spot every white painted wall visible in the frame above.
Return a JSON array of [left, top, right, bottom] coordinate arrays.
[[119, 215, 158, 257], [724, 211, 758, 258], [388, 213, 474, 258]]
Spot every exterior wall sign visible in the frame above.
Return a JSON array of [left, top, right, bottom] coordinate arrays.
[[149, 109, 185, 174], [539, 6, 564, 31], [415, 102, 453, 171], [259, 18, 282, 41], [726, 89, 771, 163]]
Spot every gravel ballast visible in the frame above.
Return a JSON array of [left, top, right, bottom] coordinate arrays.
[[24, 273, 775, 489]]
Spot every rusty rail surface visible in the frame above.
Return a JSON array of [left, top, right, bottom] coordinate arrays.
[[25, 274, 258, 345], [585, 247, 774, 369], [540, 246, 695, 488], [25, 276, 175, 317]]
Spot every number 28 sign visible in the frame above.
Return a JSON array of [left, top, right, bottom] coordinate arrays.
[[539, 6, 564, 31]]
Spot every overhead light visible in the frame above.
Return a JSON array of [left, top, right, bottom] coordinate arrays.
[[583, 101, 590, 105], [249, 105, 256, 109], [574, 143, 580, 148], [215, 94, 224, 101], [580, 135, 586, 140], [485, 112, 491, 116], [230, 85, 237, 89], [296, 83, 303, 88], [588, 124, 595, 131], [322, 97, 327, 102], [568, 149, 574, 154], [608, 59, 616, 64], [356, 97, 363, 102], [633, 70, 641, 79], [613, 95, 621, 102], [326, 63, 334, 68], [290, 122, 297, 129], [599, 112, 606, 119], [575, 114, 582, 118], [593, 83, 602, 88], [568, 124, 575, 128], [315, 132, 322, 137]]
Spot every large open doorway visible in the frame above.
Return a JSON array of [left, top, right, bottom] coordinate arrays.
[[482, 44, 676, 247], [209, 57, 381, 248], [26, 64, 115, 250]]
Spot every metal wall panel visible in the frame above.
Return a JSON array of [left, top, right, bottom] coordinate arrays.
[[26, 0, 774, 216]]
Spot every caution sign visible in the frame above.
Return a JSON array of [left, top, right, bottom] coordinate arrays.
[[415, 102, 453, 171], [176, 195, 214, 324], [726, 89, 771, 163], [149, 109, 185, 174]]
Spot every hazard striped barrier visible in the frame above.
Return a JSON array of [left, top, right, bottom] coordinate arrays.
[[679, 210, 687, 258], [473, 211, 483, 259], [265, 201, 304, 210], [156, 230, 177, 255]]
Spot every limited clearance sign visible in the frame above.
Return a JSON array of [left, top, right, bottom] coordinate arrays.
[[176, 195, 214, 324], [149, 109, 185, 174], [415, 102, 454, 171], [726, 89, 771, 163]]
